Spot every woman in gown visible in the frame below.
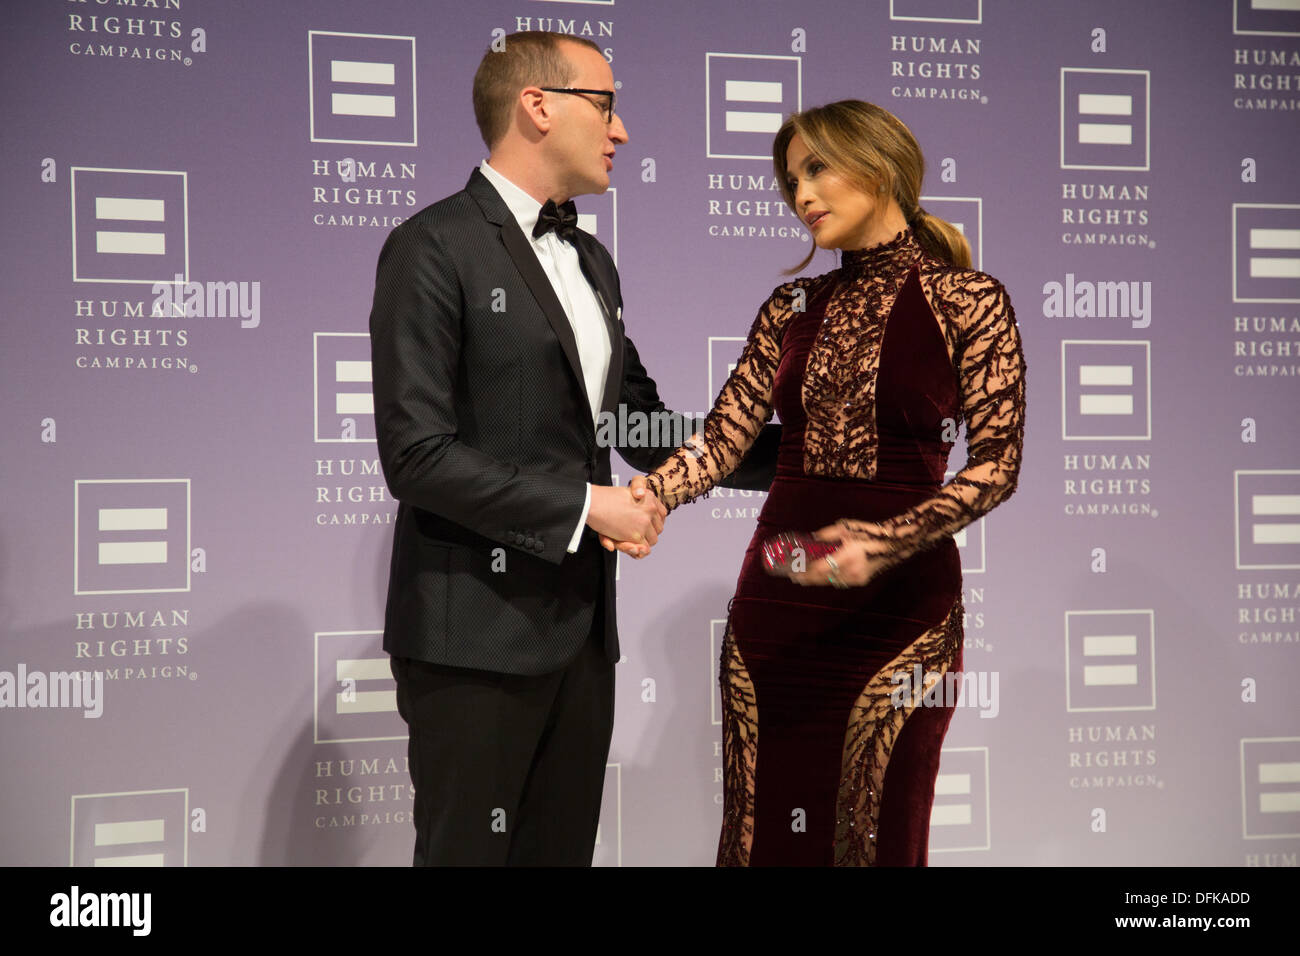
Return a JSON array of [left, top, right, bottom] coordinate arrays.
[[640, 101, 1026, 866]]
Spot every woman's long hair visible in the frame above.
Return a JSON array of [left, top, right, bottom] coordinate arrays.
[[772, 100, 970, 273]]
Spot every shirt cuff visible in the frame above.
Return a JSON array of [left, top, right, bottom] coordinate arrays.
[[567, 483, 592, 553]]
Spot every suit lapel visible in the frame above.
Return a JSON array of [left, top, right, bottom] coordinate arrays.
[[468, 170, 594, 423], [598, 301, 623, 419], [500, 224, 596, 417], [467, 169, 628, 424], [571, 232, 624, 417]]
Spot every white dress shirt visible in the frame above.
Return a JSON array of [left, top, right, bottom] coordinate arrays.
[[478, 160, 613, 553]]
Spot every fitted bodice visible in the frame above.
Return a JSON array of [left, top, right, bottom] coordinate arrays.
[[772, 230, 960, 488], [646, 226, 1025, 566]]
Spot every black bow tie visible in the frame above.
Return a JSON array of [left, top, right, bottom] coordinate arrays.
[[533, 198, 579, 242]]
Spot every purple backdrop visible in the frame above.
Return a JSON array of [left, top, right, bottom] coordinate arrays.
[[1, 0, 1298, 866]]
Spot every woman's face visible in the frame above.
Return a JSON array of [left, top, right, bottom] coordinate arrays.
[[784, 133, 882, 251]]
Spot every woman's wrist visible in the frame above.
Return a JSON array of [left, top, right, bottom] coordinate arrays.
[[640, 472, 669, 510]]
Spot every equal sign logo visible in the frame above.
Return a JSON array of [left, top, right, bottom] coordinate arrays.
[[314, 630, 405, 744], [1234, 0, 1300, 36], [1060, 69, 1150, 171], [1241, 737, 1300, 838], [1065, 609, 1156, 712], [928, 747, 990, 853], [1061, 340, 1151, 440], [946, 469, 986, 573], [707, 336, 746, 408], [74, 480, 190, 595], [920, 197, 982, 271], [70, 788, 188, 867], [1232, 204, 1300, 304], [576, 188, 618, 264], [1235, 470, 1300, 569], [705, 54, 801, 160], [71, 168, 188, 285], [592, 763, 622, 867], [314, 333, 375, 442], [890, 0, 982, 23], [308, 31, 416, 147]]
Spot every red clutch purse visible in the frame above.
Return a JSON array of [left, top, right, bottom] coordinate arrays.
[[760, 531, 839, 576]]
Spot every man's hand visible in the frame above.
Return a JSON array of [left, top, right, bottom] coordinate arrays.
[[596, 476, 662, 558], [587, 479, 666, 558]]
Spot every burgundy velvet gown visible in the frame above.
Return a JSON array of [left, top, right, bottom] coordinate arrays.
[[647, 228, 1025, 866]]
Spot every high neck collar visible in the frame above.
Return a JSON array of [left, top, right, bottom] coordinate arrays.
[[839, 227, 920, 276]]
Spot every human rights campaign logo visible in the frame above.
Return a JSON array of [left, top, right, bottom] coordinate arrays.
[[1060, 69, 1150, 171], [309, 31, 416, 147], [1061, 340, 1151, 441], [1241, 737, 1300, 839], [70, 788, 189, 866], [706, 54, 801, 160], [71, 168, 188, 285], [314, 333, 375, 443], [1233, 204, 1300, 304], [954, 518, 985, 573], [577, 188, 618, 265], [74, 480, 190, 595], [707, 336, 745, 408], [890, 0, 982, 23], [1235, 470, 1300, 570], [1234, 0, 1300, 36], [1065, 609, 1155, 712], [314, 630, 404, 744], [946, 472, 986, 573], [922, 197, 982, 271], [928, 747, 990, 853]]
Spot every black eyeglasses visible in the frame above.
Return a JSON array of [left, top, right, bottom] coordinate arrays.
[[541, 87, 616, 123]]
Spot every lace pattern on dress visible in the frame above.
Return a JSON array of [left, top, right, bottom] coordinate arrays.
[[836, 254, 1026, 567], [801, 230, 926, 479], [833, 597, 963, 866], [715, 622, 758, 866], [642, 279, 804, 511]]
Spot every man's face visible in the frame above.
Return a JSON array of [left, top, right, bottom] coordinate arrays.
[[546, 42, 628, 199]]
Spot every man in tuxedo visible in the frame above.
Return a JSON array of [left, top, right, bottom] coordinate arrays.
[[369, 31, 776, 866]]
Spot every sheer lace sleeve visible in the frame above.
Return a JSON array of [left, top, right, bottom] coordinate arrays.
[[644, 281, 802, 512], [839, 273, 1026, 564]]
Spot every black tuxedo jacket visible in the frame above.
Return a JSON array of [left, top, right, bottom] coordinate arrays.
[[369, 169, 777, 676]]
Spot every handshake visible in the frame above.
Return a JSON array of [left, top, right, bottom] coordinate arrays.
[[586, 476, 664, 559]]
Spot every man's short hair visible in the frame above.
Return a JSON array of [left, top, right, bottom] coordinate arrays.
[[472, 31, 603, 150]]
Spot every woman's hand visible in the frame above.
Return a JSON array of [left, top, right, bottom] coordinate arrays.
[[788, 520, 896, 588]]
